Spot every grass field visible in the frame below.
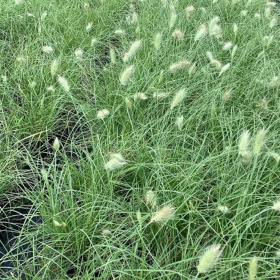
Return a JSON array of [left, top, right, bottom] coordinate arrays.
[[1, 0, 280, 279]]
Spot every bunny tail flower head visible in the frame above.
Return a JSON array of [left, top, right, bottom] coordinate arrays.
[[53, 219, 67, 227], [238, 130, 251, 162], [75, 48, 83, 60], [136, 210, 142, 224], [115, 29, 125, 36], [145, 190, 156, 208], [97, 109, 110, 120], [123, 40, 142, 63], [218, 63, 231, 77], [172, 29, 184, 41], [253, 128, 265, 156], [120, 65, 135, 86], [189, 62, 196, 75], [42, 46, 54, 54], [104, 153, 127, 171], [150, 204, 175, 223], [110, 48, 116, 64], [57, 76, 70, 92], [249, 257, 258, 280], [175, 115, 184, 130], [197, 244, 222, 274], [223, 42, 233, 51], [53, 137, 60, 152], [170, 89, 186, 109], [218, 205, 230, 214], [154, 33, 162, 51], [86, 22, 93, 32], [15, 0, 24, 5], [50, 59, 59, 76], [194, 24, 207, 41], [185, 6, 195, 17], [169, 60, 190, 73], [169, 12, 177, 29], [272, 200, 280, 212]]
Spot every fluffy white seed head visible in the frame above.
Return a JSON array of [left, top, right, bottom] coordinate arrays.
[[97, 109, 110, 120], [195, 24, 207, 41], [91, 38, 97, 46], [169, 60, 190, 72], [223, 42, 233, 51], [131, 12, 138, 24], [53, 219, 66, 227], [263, 35, 274, 47], [136, 210, 142, 224], [218, 205, 230, 214], [15, 0, 24, 5], [169, 12, 177, 28], [249, 257, 258, 280], [197, 244, 222, 274], [104, 153, 127, 171], [75, 48, 83, 59], [120, 65, 135, 86], [57, 76, 70, 92], [150, 204, 175, 223], [42, 46, 54, 54], [265, 6, 271, 18], [185, 6, 195, 16], [101, 229, 111, 237], [40, 11, 47, 21], [175, 115, 184, 130], [29, 81, 36, 88], [222, 89, 233, 101], [231, 45, 238, 59], [1, 75, 8, 84], [239, 131, 250, 156], [84, 2, 90, 9], [255, 13, 261, 19], [125, 97, 133, 109], [253, 128, 265, 156], [270, 16, 278, 29], [153, 92, 169, 100], [206, 51, 214, 61], [53, 137, 60, 152], [154, 33, 162, 51], [41, 168, 48, 182], [115, 29, 125, 36], [133, 92, 148, 101], [170, 89, 186, 109], [172, 29, 184, 40], [47, 86, 55, 92], [145, 190, 156, 208], [50, 59, 58, 76], [123, 40, 142, 62], [110, 48, 116, 64], [270, 76, 279, 87], [188, 62, 196, 75], [267, 1, 276, 7], [218, 63, 231, 77], [86, 22, 93, 32], [272, 201, 280, 212], [209, 16, 220, 30], [241, 10, 248, 16], [209, 24, 222, 39], [206, 52, 221, 68]]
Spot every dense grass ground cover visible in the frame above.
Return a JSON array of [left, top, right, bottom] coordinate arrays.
[[1, 0, 280, 279]]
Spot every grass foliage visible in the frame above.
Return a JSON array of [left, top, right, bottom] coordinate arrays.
[[1, 0, 280, 279]]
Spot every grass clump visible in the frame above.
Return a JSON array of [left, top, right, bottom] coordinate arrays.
[[1, 0, 280, 279]]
